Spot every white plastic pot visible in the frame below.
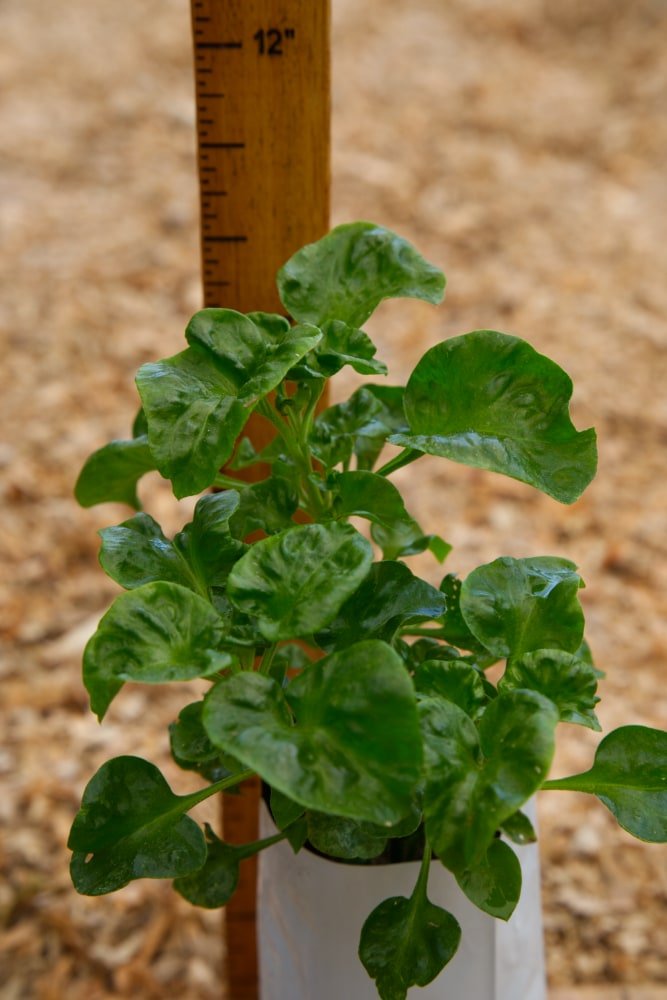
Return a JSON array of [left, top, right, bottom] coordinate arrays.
[[258, 803, 545, 1000]]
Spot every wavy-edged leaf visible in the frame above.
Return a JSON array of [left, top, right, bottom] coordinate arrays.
[[414, 659, 489, 720], [455, 839, 522, 920], [68, 756, 209, 895], [137, 311, 320, 497], [175, 492, 247, 588], [84, 581, 230, 719], [544, 725, 667, 842], [391, 330, 597, 504], [227, 522, 372, 641], [500, 648, 600, 730], [316, 560, 446, 652], [278, 221, 445, 328], [75, 436, 156, 510], [312, 319, 387, 376], [421, 691, 558, 870], [203, 641, 422, 825], [306, 813, 389, 860], [359, 853, 460, 1000], [228, 476, 298, 539], [460, 556, 585, 660], [310, 387, 396, 471], [437, 574, 491, 656]]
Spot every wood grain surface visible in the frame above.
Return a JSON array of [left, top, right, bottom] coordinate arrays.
[[189, 2, 331, 996]]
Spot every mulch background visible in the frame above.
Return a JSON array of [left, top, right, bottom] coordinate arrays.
[[1, 0, 665, 996]]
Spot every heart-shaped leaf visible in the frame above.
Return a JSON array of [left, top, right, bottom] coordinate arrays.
[[359, 852, 460, 1000], [174, 492, 247, 588], [455, 839, 522, 920], [203, 641, 422, 825], [543, 725, 667, 842], [84, 581, 230, 719], [500, 648, 600, 730], [68, 757, 216, 895], [316, 561, 446, 652], [391, 330, 597, 504], [421, 691, 558, 870], [75, 436, 156, 510], [277, 221, 445, 328], [227, 522, 372, 641], [460, 556, 585, 660], [136, 310, 320, 497]]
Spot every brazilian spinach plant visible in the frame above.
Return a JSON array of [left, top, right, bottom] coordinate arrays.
[[71, 223, 666, 998]]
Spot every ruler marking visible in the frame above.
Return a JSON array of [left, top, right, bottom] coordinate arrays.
[[204, 235, 248, 243], [201, 141, 245, 149], [200, 92, 225, 98], [196, 41, 243, 50]]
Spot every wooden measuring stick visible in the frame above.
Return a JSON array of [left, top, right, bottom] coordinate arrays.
[[189, 3, 331, 997]]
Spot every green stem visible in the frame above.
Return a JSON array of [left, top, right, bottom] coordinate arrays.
[[376, 448, 421, 478], [258, 643, 278, 676], [415, 842, 432, 898], [400, 627, 448, 639], [213, 473, 251, 490], [179, 767, 255, 811]]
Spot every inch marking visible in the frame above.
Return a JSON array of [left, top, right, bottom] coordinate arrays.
[[205, 281, 231, 287], [204, 235, 248, 243], [201, 141, 245, 149], [200, 93, 225, 98], [196, 41, 243, 50]]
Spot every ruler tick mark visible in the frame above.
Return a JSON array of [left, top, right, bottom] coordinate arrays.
[[204, 235, 248, 243], [196, 41, 243, 50], [200, 93, 225, 98], [201, 142, 245, 149]]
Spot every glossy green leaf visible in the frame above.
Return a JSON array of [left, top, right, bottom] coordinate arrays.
[[543, 726, 667, 842], [500, 810, 537, 845], [203, 641, 423, 825], [421, 691, 558, 870], [84, 582, 230, 719], [460, 556, 585, 660], [500, 649, 600, 730], [227, 522, 372, 641], [277, 221, 445, 328], [136, 311, 320, 497], [391, 330, 597, 504], [75, 436, 156, 510], [68, 756, 212, 895], [270, 788, 305, 832], [356, 384, 409, 471], [414, 659, 489, 720], [174, 823, 286, 908], [99, 512, 197, 591], [175, 492, 247, 588], [359, 852, 460, 1000], [455, 839, 522, 920], [437, 574, 491, 655], [316, 561, 446, 652], [313, 320, 387, 376], [306, 813, 389, 860], [310, 388, 397, 471], [169, 701, 222, 775], [228, 476, 298, 539]]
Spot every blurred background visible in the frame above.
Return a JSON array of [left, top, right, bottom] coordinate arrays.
[[1, 0, 666, 997]]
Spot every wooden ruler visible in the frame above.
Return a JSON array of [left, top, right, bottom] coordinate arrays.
[[189, 3, 330, 997]]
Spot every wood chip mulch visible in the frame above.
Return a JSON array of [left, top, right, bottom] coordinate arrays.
[[1, 0, 665, 996]]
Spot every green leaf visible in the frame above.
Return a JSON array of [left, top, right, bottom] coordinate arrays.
[[83, 582, 230, 719], [99, 512, 197, 591], [421, 691, 558, 870], [75, 436, 156, 510], [460, 556, 585, 660], [455, 839, 522, 920], [203, 641, 423, 825], [414, 659, 489, 720], [306, 813, 389, 860], [277, 221, 445, 328], [500, 810, 537, 845], [359, 852, 460, 1000], [174, 823, 287, 908], [310, 387, 397, 471], [228, 476, 298, 539], [357, 385, 409, 471], [500, 649, 600, 730], [437, 574, 491, 656], [169, 701, 220, 770], [136, 310, 320, 497], [543, 726, 667, 842], [316, 561, 446, 652], [312, 320, 387, 376], [227, 522, 372, 641], [391, 330, 597, 504], [270, 788, 305, 832], [175, 492, 247, 588], [68, 756, 210, 895]]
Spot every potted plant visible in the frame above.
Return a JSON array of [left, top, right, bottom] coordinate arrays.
[[70, 222, 666, 999]]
